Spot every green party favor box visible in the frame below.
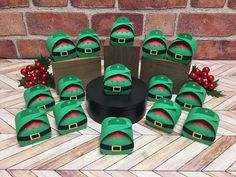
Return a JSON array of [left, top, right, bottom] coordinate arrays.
[[46, 30, 77, 62], [76, 28, 100, 57], [100, 117, 134, 155], [176, 81, 206, 111], [24, 85, 55, 111], [15, 108, 51, 147], [104, 64, 132, 95], [142, 30, 167, 59], [148, 75, 173, 102], [182, 107, 219, 145], [53, 100, 87, 135], [146, 98, 181, 133], [110, 16, 134, 46], [167, 33, 198, 65], [58, 75, 85, 101]]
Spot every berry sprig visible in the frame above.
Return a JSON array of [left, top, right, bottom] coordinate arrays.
[[189, 65, 224, 98]]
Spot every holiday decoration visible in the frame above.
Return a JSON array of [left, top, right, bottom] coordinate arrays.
[[104, 64, 132, 95], [110, 16, 134, 46], [15, 107, 51, 147], [182, 107, 219, 145], [100, 117, 134, 154], [146, 98, 181, 133], [142, 30, 167, 59], [53, 100, 87, 135], [148, 75, 173, 102]]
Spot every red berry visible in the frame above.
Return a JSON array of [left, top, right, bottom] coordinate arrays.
[[20, 68, 28, 76], [31, 76, 38, 84], [24, 81, 29, 88], [208, 83, 215, 90], [201, 72, 208, 79], [203, 67, 210, 73], [40, 66, 47, 73], [26, 65, 33, 72], [189, 72, 197, 80], [207, 75, 215, 82], [194, 68, 201, 76], [26, 74, 33, 81], [28, 81, 34, 87], [33, 69, 40, 77], [202, 81, 209, 89], [41, 73, 47, 80], [196, 77, 203, 84], [35, 61, 42, 69], [40, 80, 47, 85]]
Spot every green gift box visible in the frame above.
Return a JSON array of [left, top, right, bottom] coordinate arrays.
[[76, 28, 100, 57], [148, 75, 173, 102], [104, 64, 132, 95], [24, 85, 55, 111], [146, 98, 181, 133], [182, 107, 219, 145], [100, 117, 134, 155], [175, 81, 206, 111], [46, 30, 77, 62], [15, 108, 51, 147], [58, 75, 85, 101], [110, 16, 134, 46], [142, 30, 167, 59], [167, 33, 198, 65], [53, 100, 87, 135]]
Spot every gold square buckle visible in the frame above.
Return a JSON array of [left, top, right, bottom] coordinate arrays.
[[175, 54, 183, 60], [118, 38, 126, 43], [112, 145, 122, 152], [69, 123, 78, 130], [30, 133, 40, 140], [154, 121, 163, 128], [39, 105, 46, 110], [70, 96, 77, 100], [113, 86, 121, 93], [85, 48, 92, 53], [155, 95, 163, 100], [184, 103, 192, 109], [192, 132, 203, 140], [150, 50, 158, 55], [60, 51, 68, 57]]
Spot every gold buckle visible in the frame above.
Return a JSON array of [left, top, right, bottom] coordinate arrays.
[[175, 54, 183, 60], [150, 50, 158, 55], [113, 86, 121, 92], [70, 96, 77, 100], [154, 121, 163, 128], [69, 123, 78, 130], [192, 132, 203, 140], [118, 38, 126, 43], [84, 48, 92, 53], [155, 95, 163, 100], [112, 145, 122, 152], [30, 133, 40, 140], [60, 51, 68, 57], [184, 103, 192, 109], [39, 105, 46, 110]]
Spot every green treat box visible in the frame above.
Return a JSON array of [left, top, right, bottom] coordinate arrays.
[[110, 16, 134, 46], [146, 98, 181, 133], [182, 107, 220, 145], [76, 28, 100, 57], [167, 33, 198, 65], [148, 75, 173, 102], [104, 64, 132, 95], [58, 75, 85, 101], [53, 100, 87, 135], [15, 108, 51, 147], [142, 30, 167, 59], [175, 81, 206, 111], [24, 85, 55, 112], [100, 117, 134, 155], [46, 30, 77, 62]]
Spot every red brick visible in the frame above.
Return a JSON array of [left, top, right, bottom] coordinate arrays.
[[145, 13, 176, 36], [119, 0, 187, 9], [0, 0, 28, 8], [26, 12, 88, 36], [191, 0, 226, 8], [195, 40, 236, 60], [0, 40, 17, 58], [16, 40, 49, 58], [32, 0, 68, 7], [92, 13, 143, 36], [0, 13, 26, 36], [177, 13, 236, 37], [71, 0, 115, 8], [228, 0, 236, 9]]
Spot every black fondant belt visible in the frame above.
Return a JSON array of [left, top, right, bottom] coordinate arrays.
[[60, 93, 85, 101], [76, 47, 100, 53], [100, 142, 134, 152], [37, 101, 55, 110], [58, 118, 87, 130], [110, 37, 134, 44], [183, 126, 215, 141], [17, 128, 51, 141], [104, 85, 132, 93], [167, 50, 192, 61], [52, 48, 76, 57], [143, 48, 166, 55], [146, 116, 173, 129], [148, 93, 171, 100], [175, 99, 195, 110]]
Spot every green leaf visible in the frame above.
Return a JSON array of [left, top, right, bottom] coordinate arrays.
[[18, 77, 26, 87]]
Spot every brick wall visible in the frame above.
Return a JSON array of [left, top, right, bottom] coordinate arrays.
[[0, 0, 235, 60]]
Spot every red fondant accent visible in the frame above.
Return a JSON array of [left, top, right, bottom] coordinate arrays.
[[147, 40, 162, 46], [55, 41, 70, 47], [175, 43, 188, 49], [153, 109, 169, 118], [154, 85, 167, 91], [33, 95, 48, 102], [109, 75, 127, 82], [192, 120, 212, 130], [64, 85, 80, 92], [24, 120, 43, 130], [108, 132, 126, 138], [115, 28, 130, 33], [81, 39, 95, 44], [64, 111, 80, 119], [183, 93, 198, 100]]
